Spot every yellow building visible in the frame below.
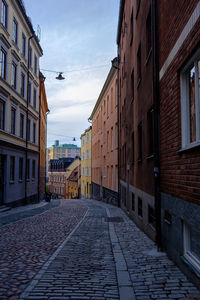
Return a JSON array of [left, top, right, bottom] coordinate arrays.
[[65, 157, 81, 198], [80, 126, 92, 198], [0, 0, 43, 206]]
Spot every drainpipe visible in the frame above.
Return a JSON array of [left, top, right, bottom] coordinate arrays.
[[38, 74, 45, 202], [152, 0, 162, 249], [25, 35, 34, 205]]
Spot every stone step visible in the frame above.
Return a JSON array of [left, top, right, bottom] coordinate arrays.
[[0, 205, 11, 213]]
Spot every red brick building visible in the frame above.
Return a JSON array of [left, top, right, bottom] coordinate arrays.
[[158, 0, 200, 286], [117, 0, 156, 240]]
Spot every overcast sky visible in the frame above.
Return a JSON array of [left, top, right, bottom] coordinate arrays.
[[23, 0, 120, 147]]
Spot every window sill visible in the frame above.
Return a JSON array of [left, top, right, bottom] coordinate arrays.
[[137, 159, 142, 164], [9, 181, 15, 184], [181, 255, 200, 278], [18, 180, 23, 183], [145, 48, 152, 66], [146, 154, 154, 160], [0, 23, 10, 38], [178, 141, 200, 153]]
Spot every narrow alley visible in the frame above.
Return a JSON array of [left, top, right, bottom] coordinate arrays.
[[0, 199, 199, 300]]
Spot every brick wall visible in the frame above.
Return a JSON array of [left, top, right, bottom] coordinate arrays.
[[159, 3, 200, 205]]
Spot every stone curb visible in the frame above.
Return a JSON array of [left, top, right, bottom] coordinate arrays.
[[106, 207, 136, 300]]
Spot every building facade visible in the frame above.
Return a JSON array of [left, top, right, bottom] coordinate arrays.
[[89, 65, 118, 206], [117, 0, 156, 240], [0, 0, 43, 206], [48, 140, 80, 163], [68, 165, 81, 199], [158, 0, 200, 287], [80, 126, 92, 198], [39, 72, 48, 201], [48, 157, 74, 198], [65, 157, 81, 199]]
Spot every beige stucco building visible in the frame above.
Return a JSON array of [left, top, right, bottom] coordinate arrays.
[[0, 0, 43, 206]]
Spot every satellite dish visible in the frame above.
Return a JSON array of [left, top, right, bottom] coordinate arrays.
[[37, 25, 41, 42]]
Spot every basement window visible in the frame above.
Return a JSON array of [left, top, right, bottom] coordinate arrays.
[[183, 221, 200, 275]]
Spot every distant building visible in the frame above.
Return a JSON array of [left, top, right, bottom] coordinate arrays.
[[48, 157, 74, 198], [65, 157, 81, 199], [68, 165, 81, 199], [0, 0, 43, 206], [89, 64, 118, 205], [80, 126, 92, 198], [48, 140, 81, 163]]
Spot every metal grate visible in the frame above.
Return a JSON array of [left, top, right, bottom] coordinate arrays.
[[104, 217, 124, 223]]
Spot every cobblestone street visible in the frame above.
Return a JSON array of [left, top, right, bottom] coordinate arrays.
[[0, 199, 199, 300]]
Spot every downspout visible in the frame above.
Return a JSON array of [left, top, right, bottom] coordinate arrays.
[[38, 75, 45, 202], [152, 0, 162, 249], [117, 55, 120, 208], [25, 35, 34, 204]]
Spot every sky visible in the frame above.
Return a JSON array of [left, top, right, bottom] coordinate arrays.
[[23, 0, 120, 147]]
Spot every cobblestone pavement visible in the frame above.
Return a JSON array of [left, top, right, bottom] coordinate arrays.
[[0, 199, 87, 300], [19, 199, 199, 300], [0, 200, 60, 228]]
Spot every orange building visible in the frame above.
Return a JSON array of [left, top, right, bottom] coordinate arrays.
[[89, 65, 118, 205], [39, 73, 49, 200]]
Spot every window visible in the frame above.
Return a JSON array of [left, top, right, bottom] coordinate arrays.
[[147, 107, 154, 156], [181, 52, 200, 149], [138, 197, 143, 217], [27, 118, 31, 141], [19, 157, 23, 181], [34, 54, 38, 75], [0, 100, 5, 130], [12, 17, 18, 45], [107, 131, 109, 152], [33, 122, 36, 144], [138, 122, 142, 161], [21, 72, 25, 97], [111, 88, 113, 112], [132, 132, 135, 163], [32, 160, 35, 179], [28, 82, 32, 104], [183, 221, 200, 273], [1, 0, 8, 29], [131, 69, 134, 101], [86, 133, 89, 142], [11, 107, 16, 135], [22, 33, 26, 57], [146, 7, 152, 59], [130, 9, 134, 45], [33, 88, 37, 109], [132, 193, 135, 211], [0, 48, 7, 80], [107, 95, 109, 117], [137, 44, 141, 85], [148, 205, 155, 227], [20, 113, 24, 138], [111, 127, 114, 150], [11, 62, 17, 89], [111, 166, 113, 189], [29, 46, 32, 67], [27, 159, 30, 180], [10, 156, 15, 181]]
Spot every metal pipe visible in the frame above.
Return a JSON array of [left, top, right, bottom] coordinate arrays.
[[151, 0, 162, 250], [25, 35, 34, 204]]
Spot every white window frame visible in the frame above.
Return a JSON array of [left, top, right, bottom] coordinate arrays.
[[180, 49, 200, 150], [183, 221, 200, 273]]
